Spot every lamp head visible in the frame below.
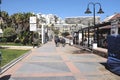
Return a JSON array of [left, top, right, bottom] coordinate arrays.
[[97, 8, 104, 14], [85, 8, 92, 14]]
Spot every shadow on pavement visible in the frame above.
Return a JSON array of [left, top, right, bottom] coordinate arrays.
[[100, 62, 120, 76], [100, 62, 107, 67], [0, 75, 11, 80], [72, 49, 91, 54]]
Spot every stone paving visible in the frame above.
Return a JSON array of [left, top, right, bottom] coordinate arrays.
[[0, 41, 120, 80]]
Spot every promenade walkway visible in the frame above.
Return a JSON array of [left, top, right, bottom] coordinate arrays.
[[0, 41, 120, 80]]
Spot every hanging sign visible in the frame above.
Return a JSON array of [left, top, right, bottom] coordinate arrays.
[[30, 24, 37, 31], [29, 16, 37, 31], [29, 16, 36, 23]]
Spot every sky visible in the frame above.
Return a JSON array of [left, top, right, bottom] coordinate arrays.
[[1, 0, 120, 21]]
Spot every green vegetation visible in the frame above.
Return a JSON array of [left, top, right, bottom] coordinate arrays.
[[61, 32, 70, 37], [0, 49, 29, 67], [1, 11, 35, 45], [0, 42, 22, 46], [0, 42, 32, 46], [53, 29, 59, 35], [3, 27, 16, 37]]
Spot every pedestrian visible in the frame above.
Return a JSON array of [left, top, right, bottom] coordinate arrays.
[[83, 38, 87, 47], [54, 35, 60, 47], [60, 37, 66, 47], [103, 38, 107, 48]]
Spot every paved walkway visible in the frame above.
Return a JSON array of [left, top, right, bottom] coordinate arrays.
[[0, 41, 120, 80]]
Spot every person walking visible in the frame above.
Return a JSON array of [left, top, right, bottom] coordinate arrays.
[[54, 35, 60, 47], [60, 37, 66, 47]]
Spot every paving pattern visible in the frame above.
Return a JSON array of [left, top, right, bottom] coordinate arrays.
[[0, 41, 120, 80]]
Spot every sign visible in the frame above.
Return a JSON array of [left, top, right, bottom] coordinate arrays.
[[29, 16, 36, 23], [111, 20, 118, 36], [29, 16, 37, 31], [30, 24, 37, 31]]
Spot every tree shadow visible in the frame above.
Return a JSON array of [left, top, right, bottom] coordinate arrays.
[[72, 49, 92, 54], [0, 75, 11, 80]]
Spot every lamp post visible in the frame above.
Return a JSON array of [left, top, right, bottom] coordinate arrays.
[[85, 2, 104, 46], [0, 0, 1, 14], [0, 0, 1, 73], [0, 0, 1, 28]]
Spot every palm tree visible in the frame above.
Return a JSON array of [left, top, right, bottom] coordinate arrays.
[[23, 12, 35, 31], [11, 13, 23, 32], [10, 12, 35, 45], [1, 11, 10, 30]]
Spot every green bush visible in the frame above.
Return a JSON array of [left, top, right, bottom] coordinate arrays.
[[14, 38, 21, 43], [1, 37, 7, 42], [61, 32, 70, 37]]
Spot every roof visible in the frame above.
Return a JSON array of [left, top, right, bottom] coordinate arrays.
[[103, 13, 120, 22]]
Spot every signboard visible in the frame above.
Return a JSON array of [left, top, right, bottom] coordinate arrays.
[[30, 24, 37, 31], [111, 20, 118, 36], [29, 16, 37, 31], [29, 16, 36, 23]]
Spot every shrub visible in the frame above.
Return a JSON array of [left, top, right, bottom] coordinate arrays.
[[1, 37, 7, 42], [14, 38, 21, 43]]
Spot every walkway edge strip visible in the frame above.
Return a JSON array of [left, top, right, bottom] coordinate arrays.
[[0, 50, 31, 74]]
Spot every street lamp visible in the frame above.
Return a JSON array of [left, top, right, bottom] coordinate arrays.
[[0, 0, 1, 73], [0, 0, 1, 18], [0, 0, 1, 23], [85, 2, 104, 46], [0, 0, 1, 19]]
